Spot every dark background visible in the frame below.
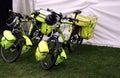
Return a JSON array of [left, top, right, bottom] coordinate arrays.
[[0, 0, 12, 34]]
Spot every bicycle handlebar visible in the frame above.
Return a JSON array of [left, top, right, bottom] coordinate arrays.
[[62, 16, 79, 22], [33, 8, 63, 19], [9, 10, 23, 19], [47, 8, 62, 17], [9, 10, 33, 20], [62, 15, 88, 23], [7, 10, 33, 28]]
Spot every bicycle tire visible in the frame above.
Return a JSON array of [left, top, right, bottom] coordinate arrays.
[[0, 40, 22, 63], [40, 37, 59, 70], [68, 28, 83, 53]]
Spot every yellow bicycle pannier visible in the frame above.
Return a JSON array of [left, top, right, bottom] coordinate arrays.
[[31, 13, 46, 23], [41, 23, 54, 35], [72, 14, 91, 27], [81, 16, 97, 39], [55, 48, 67, 65], [22, 35, 33, 54], [35, 40, 49, 61], [1, 30, 16, 49]]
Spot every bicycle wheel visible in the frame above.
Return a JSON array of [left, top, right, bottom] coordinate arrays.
[[70, 33, 83, 44], [40, 37, 59, 70], [0, 40, 22, 63], [68, 28, 83, 52]]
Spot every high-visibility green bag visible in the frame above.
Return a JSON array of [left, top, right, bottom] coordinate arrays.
[[41, 23, 54, 35], [22, 35, 33, 54], [55, 48, 67, 65], [81, 16, 97, 39], [1, 30, 16, 49], [35, 40, 49, 61], [31, 13, 54, 35], [72, 14, 91, 27]]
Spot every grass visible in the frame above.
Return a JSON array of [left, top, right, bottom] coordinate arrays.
[[0, 34, 120, 78], [0, 44, 120, 78]]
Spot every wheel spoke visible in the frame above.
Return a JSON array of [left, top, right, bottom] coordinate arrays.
[[40, 37, 59, 70], [0, 41, 22, 63]]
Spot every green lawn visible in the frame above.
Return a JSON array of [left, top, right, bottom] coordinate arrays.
[[0, 44, 120, 78]]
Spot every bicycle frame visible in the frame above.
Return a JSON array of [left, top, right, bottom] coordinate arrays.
[[56, 20, 73, 44]]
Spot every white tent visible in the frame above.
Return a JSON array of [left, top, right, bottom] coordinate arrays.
[[13, 0, 120, 48]]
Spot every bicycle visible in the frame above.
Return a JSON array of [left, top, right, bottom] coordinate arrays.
[[63, 10, 97, 53], [31, 8, 67, 70], [37, 9, 91, 70], [51, 10, 84, 53], [39, 9, 97, 70], [0, 11, 30, 63], [0, 9, 48, 63]]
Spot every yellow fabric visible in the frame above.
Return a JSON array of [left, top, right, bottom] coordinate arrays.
[[22, 45, 31, 54], [1, 37, 15, 49], [23, 35, 32, 46], [41, 23, 54, 35], [28, 22, 34, 35], [38, 40, 49, 52], [1, 30, 16, 49], [36, 14, 46, 23], [35, 40, 49, 61], [3, 30, 16, 41], [55, 48, 67, 65], [81, 16, 97, 39], [21, 35, 32, 54], [71, 14, 91, 27]]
